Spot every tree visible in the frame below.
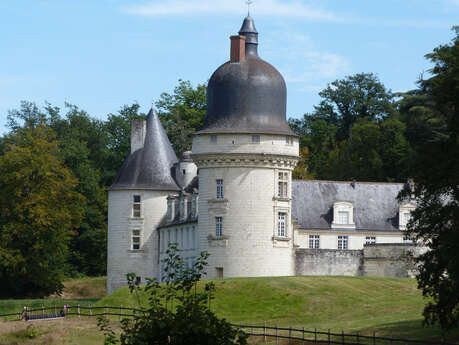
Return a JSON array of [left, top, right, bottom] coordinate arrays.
[[100, 244, 248, 345], [313, 73, 395, 141], [0, 126, 84, 297], [400, 27, 459, 329], [156, 79, 207, 157]]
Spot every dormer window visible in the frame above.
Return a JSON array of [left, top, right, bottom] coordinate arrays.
[[210, 135, 217, 143], [252, 135, 260, 143], [399, 202, 415, 230], [331, 201, 355, 229]]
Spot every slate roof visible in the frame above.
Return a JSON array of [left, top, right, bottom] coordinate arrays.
[[292, 180, 407, 232], [110, 108, 180, 191]]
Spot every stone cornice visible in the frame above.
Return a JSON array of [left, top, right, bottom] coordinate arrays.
[[192, 153, 299, 169]]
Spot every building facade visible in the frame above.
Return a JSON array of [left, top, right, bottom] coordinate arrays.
[[106, 16, 415, 294]]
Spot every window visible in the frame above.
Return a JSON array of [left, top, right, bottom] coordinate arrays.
[[135, 276, 141, 285], [309, 235, 320, 249], [278, 172, 288, 198], [252, 135, 260, 143], [285, 136, 293, 145], [216, 267, 224, 278], [133, 195, 141, 217], [403, 212, 411, 226], [278, 212, 287, 237], [216, 179, 224, 200], [132, 229, 141, 250], [210, 135, 217, 143], [338, 235, 348, 250], [365, 236, 376, 245], [216, 217, 223, 237], [337, 211, 349, 225]]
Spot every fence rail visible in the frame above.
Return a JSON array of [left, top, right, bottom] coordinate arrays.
[[0, 305, 453, 345]]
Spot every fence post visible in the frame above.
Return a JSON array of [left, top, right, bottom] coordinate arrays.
[[276, 325, 278, 345], [315, 328, 317, 344], [105, 305, 108, 315], [302, 327, 305, 345], [328, 329, 330, 345], [54, 305, 56, 316], [120, 305, 122, 321], [42, 306, 44, 318], [373, 331, 375, 345], [90, 305, 92, 316], [341, 330, 344, 345], [264, 321, 267, 343], [289, 327, 292, 345], [356, 331, 359, 345]]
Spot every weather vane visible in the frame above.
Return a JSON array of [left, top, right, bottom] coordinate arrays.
[[246, 0, 253, 15]]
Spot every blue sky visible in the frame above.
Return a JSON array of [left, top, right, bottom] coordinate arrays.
[[1, 0, 458, 134]]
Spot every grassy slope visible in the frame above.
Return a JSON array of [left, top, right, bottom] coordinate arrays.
[[98, 276, 459, 342], [0, 277, 105, 317]]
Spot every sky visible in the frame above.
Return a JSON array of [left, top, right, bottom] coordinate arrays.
[[0, 0, 458, 134]]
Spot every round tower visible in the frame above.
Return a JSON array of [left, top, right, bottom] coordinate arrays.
[[192, 16, 299, 279], [107, 107, 179, 293]]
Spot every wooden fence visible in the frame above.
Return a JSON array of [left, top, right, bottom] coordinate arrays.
[[0, 305, 453, 345]]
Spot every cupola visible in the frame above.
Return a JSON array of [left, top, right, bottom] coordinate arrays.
[[195, 15, 295, 136]]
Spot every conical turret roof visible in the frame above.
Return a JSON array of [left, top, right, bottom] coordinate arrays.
[[110, 107, 179, 191]]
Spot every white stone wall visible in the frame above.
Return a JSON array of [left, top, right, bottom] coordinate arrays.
[[192, 134, 299, 157], [158, 223, 199, 280], [295, 230, 404, 250], [107, 189, 169, 294], [192, 130, 299, 280]]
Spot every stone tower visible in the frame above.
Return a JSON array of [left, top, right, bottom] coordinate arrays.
[[191, 16, 299, 278], [107, 107, 179, 294]]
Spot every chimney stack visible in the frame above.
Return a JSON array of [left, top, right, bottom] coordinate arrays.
[[230, 35, 246, 63]]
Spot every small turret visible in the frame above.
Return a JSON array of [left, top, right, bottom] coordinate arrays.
[[174, 151, 198, 189]]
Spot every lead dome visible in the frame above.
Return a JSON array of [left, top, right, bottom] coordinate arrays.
[[195, 15, 295, 136]]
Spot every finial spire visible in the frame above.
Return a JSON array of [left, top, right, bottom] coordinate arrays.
[[246, 0, 253, 15]]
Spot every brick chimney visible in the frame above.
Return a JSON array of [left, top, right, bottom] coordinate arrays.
[[230, 35, 246, 63]]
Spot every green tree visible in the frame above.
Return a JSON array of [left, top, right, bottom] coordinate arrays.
[[156, 79, 207, 157], [101, 244, 247, 345], [400, 27, 459, 330], [314, 73, 395, 141], [0, 126, 84, 297]]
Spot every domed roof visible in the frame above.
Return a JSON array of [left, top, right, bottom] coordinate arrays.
[[195, 16, 295, 136]]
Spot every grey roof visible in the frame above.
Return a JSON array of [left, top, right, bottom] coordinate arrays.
[[110, 107, 179, 191], [195, 15, 295, 137], [292, 180, 406, 232]]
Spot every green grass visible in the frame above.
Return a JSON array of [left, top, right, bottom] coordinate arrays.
[[98, 276, 459, 342]]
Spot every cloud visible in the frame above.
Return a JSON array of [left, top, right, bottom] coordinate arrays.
[[262, 30, 350, 86], [122, 0, 337, 21]]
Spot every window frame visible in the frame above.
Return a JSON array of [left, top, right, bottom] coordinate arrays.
[[216, 179, 224, 200], [309, 235, 320, 249], [133, 195, 141, 218], [365, 236, 376, 245], [338, 235, 348, 250], [215, 216, 223, 237], [277, 171, 289, 199], [132, 229, 141, 250], [277, 212, 287, 237]]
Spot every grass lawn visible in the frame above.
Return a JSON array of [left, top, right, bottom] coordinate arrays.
[[1, 276, 459, 344]]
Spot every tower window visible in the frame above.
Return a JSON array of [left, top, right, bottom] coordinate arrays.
[[216, 217, 223, 237], [278, 212, 287, 237], [132, 229, 141, 250], [133, 195, 141, 217], [252, 135, 260, 143], [278, 172, 288, 198], [216, 179, 224, 200], [210, 135, 217, 143], [309, 235, 320, 249], [338, 235, 348, 250]]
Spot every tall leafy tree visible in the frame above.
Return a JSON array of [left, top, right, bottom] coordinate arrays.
[[156, 79, 206, 157], [0, 126, 84, 297], [314, 73, 395, 141], [400, 27, 459, 329]]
